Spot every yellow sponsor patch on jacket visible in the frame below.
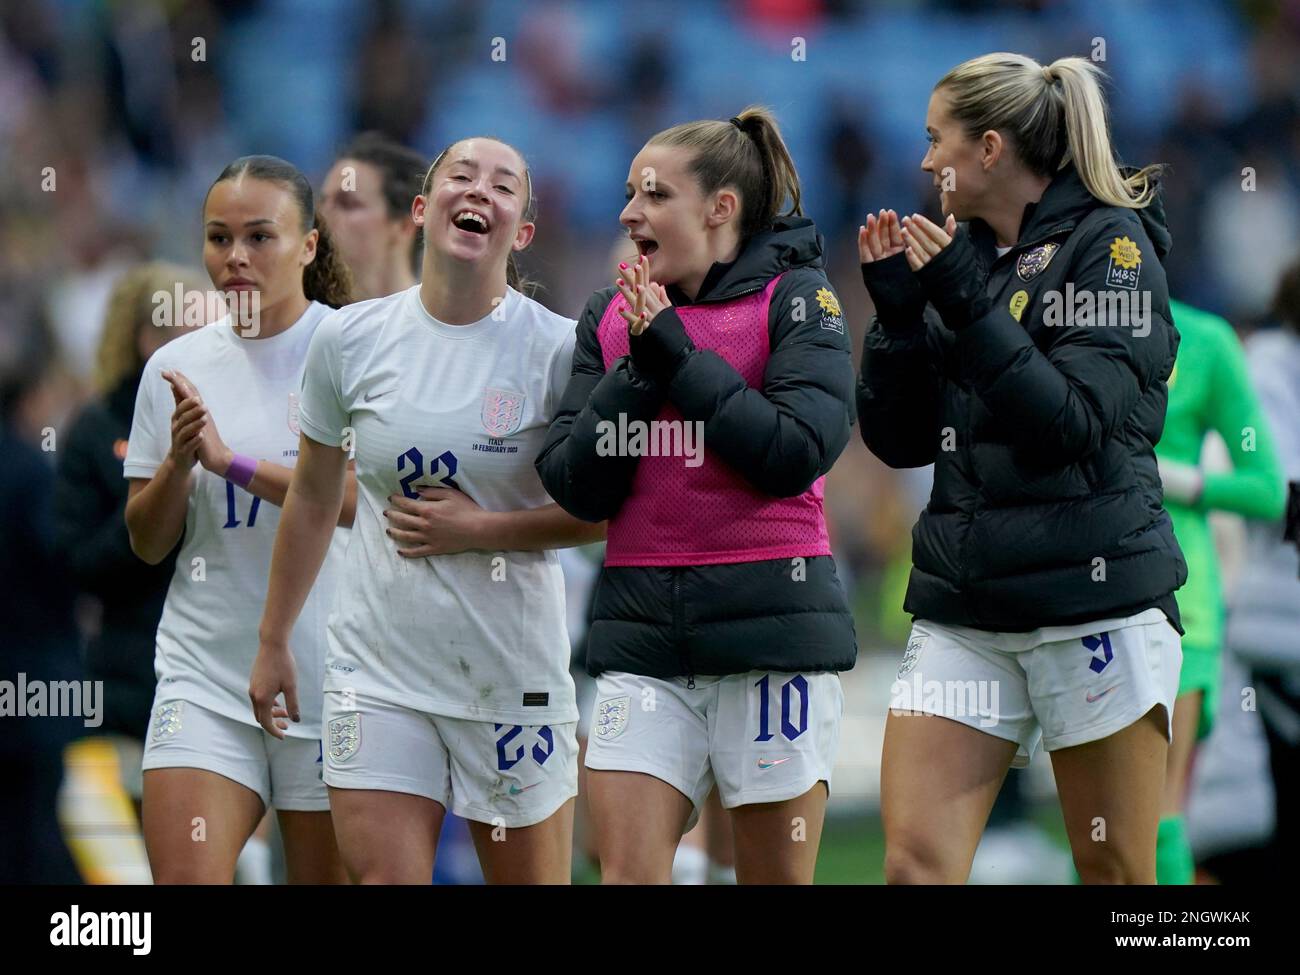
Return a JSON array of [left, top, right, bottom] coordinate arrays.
[[1009, 289, 1029, 322], [815, 287, 844, 333], [815, 287, 841, 317], [1106, 235, 1142, 290]]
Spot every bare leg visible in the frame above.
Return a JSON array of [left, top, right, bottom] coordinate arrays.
[[587, 770, 692, 884], [142, 768, 264, 884], [1052, 705, 1168, 884], [729, 782, 827, 884], [327, 787, 444, 884], [880, 712, 1018, 884], [1162, 691, 1202, 814], [277, 809, 349, 884], [468, 799, 575, 884]]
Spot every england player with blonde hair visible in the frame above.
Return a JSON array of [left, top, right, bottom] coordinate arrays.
[[857, 53, 1184, 884]]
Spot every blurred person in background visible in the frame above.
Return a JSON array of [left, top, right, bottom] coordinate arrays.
[[0, 318, 83, 884], [52, 262, 211, 834], [1152, 298, 1285, 883], [858, 53, 1184, 884], [1223, 262, 1300, 868], [125, 155, 356, 884], [320, 132, 427, 303]]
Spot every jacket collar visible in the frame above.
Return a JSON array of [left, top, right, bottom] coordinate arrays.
[[968, 163, 1171, 260], [666, 216, 825, 305]]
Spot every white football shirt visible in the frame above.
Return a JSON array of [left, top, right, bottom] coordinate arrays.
[[124, 302, 347, 737], [298, 285, 579, 725]]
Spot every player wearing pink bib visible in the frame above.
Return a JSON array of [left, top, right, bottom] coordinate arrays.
[[538, 107, 857, 884]]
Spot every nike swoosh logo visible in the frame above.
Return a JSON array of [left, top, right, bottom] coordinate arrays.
[[509, 782, 541, 795], [757, 757, 793, 769], [1086, 685, 1119, 704], [363, 388, 395, 402]]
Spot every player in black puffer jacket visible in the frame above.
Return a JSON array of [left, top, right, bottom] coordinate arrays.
[[856, 53, 1185, 886]]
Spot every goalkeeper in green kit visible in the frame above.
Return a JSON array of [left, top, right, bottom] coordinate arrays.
[[1154, 299, 1287, 884]]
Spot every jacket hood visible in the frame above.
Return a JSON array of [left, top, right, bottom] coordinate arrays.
[[1008, 164, 1171, 261], [676, 215, 825, 304], [1134, 172, 1172, 260]]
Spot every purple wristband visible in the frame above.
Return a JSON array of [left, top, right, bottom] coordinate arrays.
[[225, 453, 257, 489]]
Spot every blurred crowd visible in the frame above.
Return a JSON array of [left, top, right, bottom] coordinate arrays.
[[4, 0, 1300, 642], [2, 0, 1299, 883]]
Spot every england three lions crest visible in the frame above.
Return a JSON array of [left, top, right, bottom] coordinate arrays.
[[482, 387, 524, 437], [1016, 242, 1059, 281], [594, 696, 630, 741]]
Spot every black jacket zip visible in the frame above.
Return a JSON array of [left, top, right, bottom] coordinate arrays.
[[672, 569, 693, 687]]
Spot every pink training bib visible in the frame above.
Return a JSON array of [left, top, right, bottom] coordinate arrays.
[[595, 274, 831, 566]]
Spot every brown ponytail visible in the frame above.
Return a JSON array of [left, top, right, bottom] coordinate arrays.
[[305, 214, 353, 308], [506, 254, 535, 297], [648, 104, 804, 240]]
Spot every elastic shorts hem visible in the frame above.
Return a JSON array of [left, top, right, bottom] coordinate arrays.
[[267, 797, 331, 813], [903, 707, 1029, 763], [583, 757, 700, 808], [141, 755, 268, 809], [453, 786, 578, 829], [322, 770, 449, 807], [721, 776, 832, 810], [1041, 698, 1174, 753]]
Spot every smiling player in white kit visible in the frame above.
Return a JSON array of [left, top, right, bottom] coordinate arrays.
[[124, 155, 356, 884], [253, 136, 603, 884]]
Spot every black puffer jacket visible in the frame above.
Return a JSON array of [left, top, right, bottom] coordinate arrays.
[[857, 166, 1187, 632], [52, 374, 176, 739], [537, 217, 858, 679]]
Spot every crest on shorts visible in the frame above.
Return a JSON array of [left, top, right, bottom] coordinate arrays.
[[151, 701, 184, 741], [481, 387, 524, 438], [593, 696, 630, 742], [898, 634, 927, 679], [287, 391, 301, 435], [1016, 242, 1059, 281], [328, 713, 361, 762]]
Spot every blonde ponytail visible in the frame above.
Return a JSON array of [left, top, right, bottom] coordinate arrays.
[[936, 53, 1162, 209]]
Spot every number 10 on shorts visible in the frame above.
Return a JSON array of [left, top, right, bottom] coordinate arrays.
[[754, 674, 809, 742]]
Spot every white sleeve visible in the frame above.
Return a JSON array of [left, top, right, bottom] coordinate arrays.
[[298, 310, 350, 447], [545, 326, 577, 420], [122, 359, 169, 479]]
